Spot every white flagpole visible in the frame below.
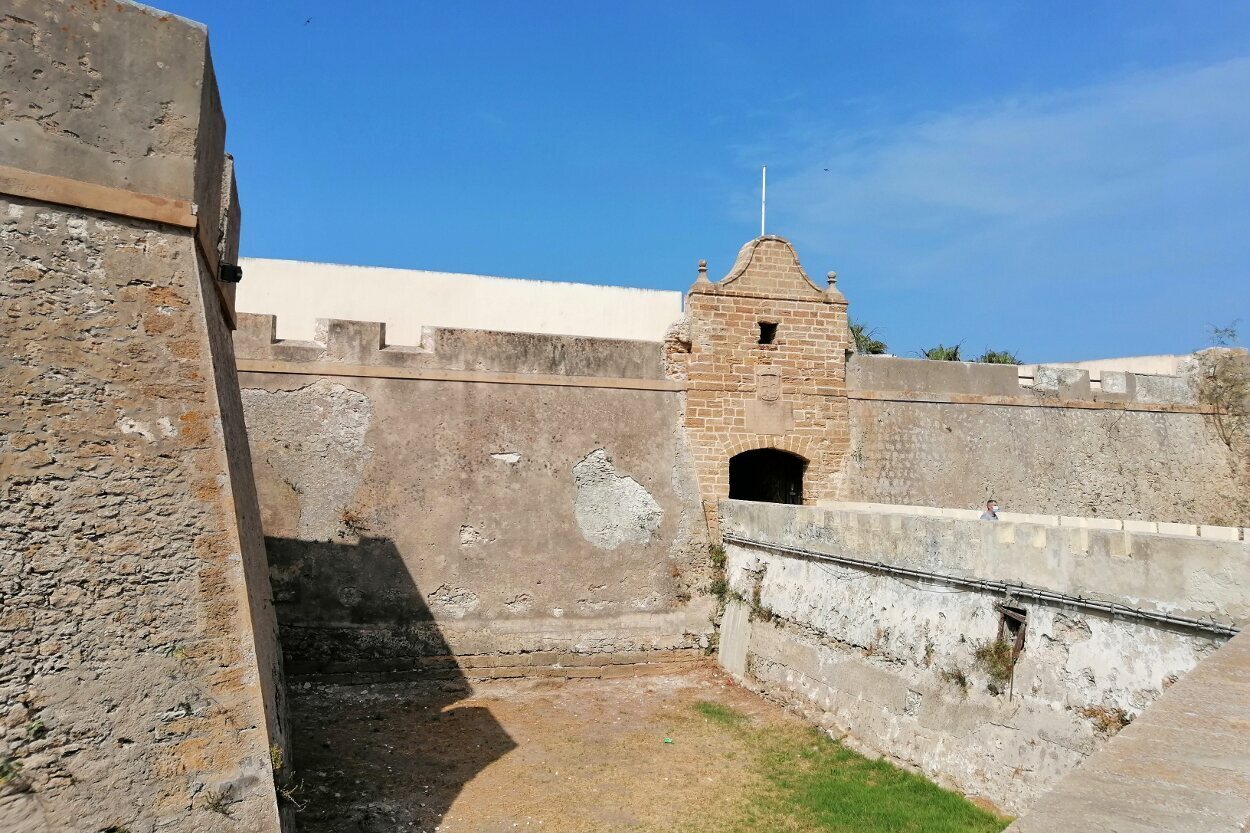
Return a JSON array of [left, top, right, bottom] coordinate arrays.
[[761, 165, 767, 237]]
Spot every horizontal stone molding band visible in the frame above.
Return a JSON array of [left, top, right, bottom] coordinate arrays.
[[0, 163, 198, 228], [690, 287, 847, 305], [281, 647, 709, 680], [0, 164, 235, 327], [848, 388, 1217, 415], [723, 533, 1241, 638], [690, 382, 844, 395], [289, 658, 710, 685], [237, 358, 687, 392]]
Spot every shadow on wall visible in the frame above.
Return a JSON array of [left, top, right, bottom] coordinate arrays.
[[267, 535, 464, 676], [267, 537, 517, 832]]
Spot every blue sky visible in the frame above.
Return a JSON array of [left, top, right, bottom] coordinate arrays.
[[163, 1, 1249, 361]]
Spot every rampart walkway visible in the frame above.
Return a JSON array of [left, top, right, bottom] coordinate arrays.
[[1007, 628, 1250, 832]]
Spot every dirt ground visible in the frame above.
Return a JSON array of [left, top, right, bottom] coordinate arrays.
[[286, 665, 803, 833]]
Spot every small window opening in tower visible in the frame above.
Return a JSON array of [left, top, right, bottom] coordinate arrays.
[[728, 448, 805, 504], [758, 321, 778, 345]]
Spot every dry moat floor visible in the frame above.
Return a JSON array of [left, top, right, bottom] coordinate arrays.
[[287, 666, 1009, 833]]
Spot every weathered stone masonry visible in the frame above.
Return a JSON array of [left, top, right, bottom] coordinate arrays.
[[718, 501, 1250, 815], [837, 353, 1250, 525], [235, 315, 714, 680], [1, 4, 287, 832], [666, 236, 851, 533], [5, 2, 1250, 829]]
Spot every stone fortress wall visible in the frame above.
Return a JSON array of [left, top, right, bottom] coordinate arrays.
[[5, 1, 1250, 829], [1, 3, 287, 832], [239, 245, 1250, 532], [233, 238, 1250, 688], [839, 352, 1250, 525], [234, 313, 714, 680], [717, 500, 1249, 814], [231, 240, 1249, 824]]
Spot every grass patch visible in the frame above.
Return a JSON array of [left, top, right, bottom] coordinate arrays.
[[694, 701, 748, 727], [689, 703, 1009, 833]]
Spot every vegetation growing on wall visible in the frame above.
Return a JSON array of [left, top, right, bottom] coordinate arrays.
[[972, 639, 1016, 692], [921, 345, 1020, 363], [1078, 705, 1133, 736], [1200, 325, 1248, 449], [706, 543, 729, 602], [748, 569, 779, 624], [705, 543, 730, 655], [975, 350, 1021, 365], [923, 343, 962, 361], [939, 664, 971, 695], [0, 757, 23, 788]]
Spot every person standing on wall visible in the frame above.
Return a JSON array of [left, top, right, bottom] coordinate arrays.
[[980, 499, 1000, 521]]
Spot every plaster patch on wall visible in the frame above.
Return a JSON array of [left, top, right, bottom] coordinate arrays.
[[427, 584, 480, 618], [490, 452, 522, 464], [115, 414, 155, 442], [572, 448, 663, 550], [241, 379, 373, 540]]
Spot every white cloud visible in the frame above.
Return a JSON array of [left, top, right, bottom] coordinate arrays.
[[807, 59, 1247, 214], [762, 57, 1250, 358]]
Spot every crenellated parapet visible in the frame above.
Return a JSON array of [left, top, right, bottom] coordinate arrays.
[[235, 312, 672, 383], [848, 353, 1212, 410]]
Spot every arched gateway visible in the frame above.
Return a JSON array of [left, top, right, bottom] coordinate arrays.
[[728, 448, 805, 504]]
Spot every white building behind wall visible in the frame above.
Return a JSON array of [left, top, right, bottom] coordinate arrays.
[[236, 258, 684, 344]]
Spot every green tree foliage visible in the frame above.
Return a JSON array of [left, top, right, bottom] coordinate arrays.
[[849, 319, 888, 355], [922, 343, 962, 361]]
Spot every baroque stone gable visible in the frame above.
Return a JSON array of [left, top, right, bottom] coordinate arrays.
[[666, 236, 852, 534]]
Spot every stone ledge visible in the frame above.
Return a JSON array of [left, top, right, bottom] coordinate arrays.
[[724, 501, 1250, 627], [817, 499, 1246, 543], [848, 388, 1214, 415], [285, 650, 710, 684]]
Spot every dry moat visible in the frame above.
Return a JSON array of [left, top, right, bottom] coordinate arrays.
[[287, 666, 1008, 833]]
